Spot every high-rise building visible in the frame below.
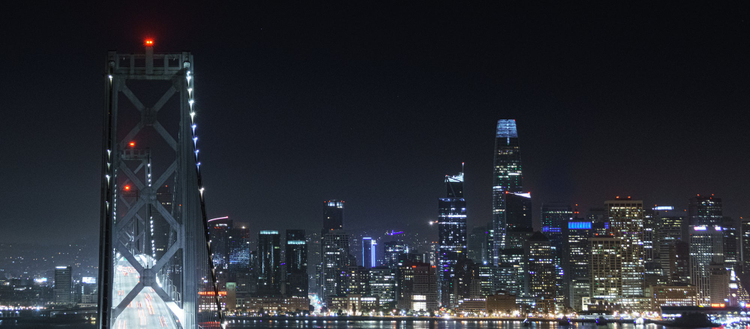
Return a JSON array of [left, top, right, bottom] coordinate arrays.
[[606, 198, 645, 297], [322, 230, 350, 298], [438, 167, 468, 307], [492, 119, 523, 262], [653, 206, 684, 277], [257, 230, 282, 296], [369, 267, 397, 307], [689, 195, 723, 226], [590, 236, 622, 300], [505, 192, 533, 249], [383, 241, 407, 269], [541, 203, 573, 256], [323, 200, 345, 232], [397, 261, 438, 312], [208, 217, 251, 284], [362, 237, 376, 268], [562, 220, 593, 310], [723, 217, 739, 271], [669, 241, 690, 285], [342, 266, 370, 295], [468, 226, 489, 264], [689, 225, 724, 305], [285, 229, 308, 297], [524, 232, 556, 313], [742, 218, 750, 274], [54, 265, 72, 305]]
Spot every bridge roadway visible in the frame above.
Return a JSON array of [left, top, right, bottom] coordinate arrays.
[[112, 255, 179, 329]]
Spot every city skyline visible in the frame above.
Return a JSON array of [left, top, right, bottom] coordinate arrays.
[[0, 3, 748, 248]]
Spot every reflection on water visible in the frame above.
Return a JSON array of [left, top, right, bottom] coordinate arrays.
[[225, 320, 668, 329], [0, 320, 682, 329]]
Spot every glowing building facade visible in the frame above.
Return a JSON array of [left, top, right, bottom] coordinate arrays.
[[438, 167, 468, 307], [606, 198, 645, 297], [492, 119, 524, 261]]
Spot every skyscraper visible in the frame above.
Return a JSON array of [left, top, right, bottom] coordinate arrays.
[[689, 195, 723, 226], [525, 232, 556, 313], [438, 167, 468, 307], [362, 237, 376, 268], [492, 119, 523, 262], [322, 231, 350, 298], [688, 195, 725, 305], [541, 203, 572, 255], [690, 225, 724, 305], [606, 198, 645, 297], [54, 265, 72, 305], [257, 230, 281, 296], [321, 199, 350, 299], [285, 229, 308, 297], [323, 199, 345, 232], [562, 220, 593, 310], [383, 241, 407, 268], [742, 218, 750, 274]]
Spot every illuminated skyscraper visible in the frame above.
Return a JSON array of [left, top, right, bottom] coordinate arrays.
[[742, 218, 750, 274], [323, 200, 345, 232], [492, 119, 523, 261], [322, 231, 349, 298], [285, 229, 308, 297], [541, 203, 572, 256], [54, 265, 73, 305], [438, 166, 468, 307], [689, 195, 723, 226], [562, 220, 592, 310], [606, 198, 645, 297], [362, 237, 376, 268], [690, 225, 724, 305], [590, 236, 622, 300], [383, 241, 407, 268], [257, 230, 281, 296], [525, 232, 556, 313]]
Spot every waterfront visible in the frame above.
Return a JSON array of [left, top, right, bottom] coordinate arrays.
[[0, 320, 678, 329]]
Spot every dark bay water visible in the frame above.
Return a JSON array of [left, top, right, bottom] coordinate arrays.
[[0, 319, 673, 329]]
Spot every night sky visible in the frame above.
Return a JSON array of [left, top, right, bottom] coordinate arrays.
[[1, 3, 748, 244]]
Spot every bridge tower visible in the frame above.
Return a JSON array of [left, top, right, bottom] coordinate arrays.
[[97, 41, 222, 328]]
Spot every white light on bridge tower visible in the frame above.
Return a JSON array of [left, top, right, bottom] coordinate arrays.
[[98, 40, 223, 329]]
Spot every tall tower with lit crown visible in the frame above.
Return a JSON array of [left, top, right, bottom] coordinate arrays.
[[97, 41, 222, 328], [492, 119, 524, 262]]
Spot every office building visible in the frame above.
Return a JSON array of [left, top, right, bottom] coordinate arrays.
[[438, 167, 468, 307], [322, 230, 350, 298], [723, 217, 739, 271], [285, 229, 308, 297], [383, 241, 407, 268], [54, 265, 72, 305], [563, 220, 593, 310], [742, 218, 750, 274], [590, 236, 622, 300], [689, 195, 723, 226], [257, 231, 281, 296], [689, 224, 724, 305], [323, 199, 345, 232], [362, 237, 376, 268], [492, 119, 524, 261], [369, 267, 397, 307], [525, 232, 556, 313], [505, 192, 533, 249], [606, 198, 645, 297], [541, 203, 573, 256], [397, 261, 438, 312]]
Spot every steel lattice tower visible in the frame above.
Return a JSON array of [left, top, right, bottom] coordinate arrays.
[[97, 42, 222, 328]]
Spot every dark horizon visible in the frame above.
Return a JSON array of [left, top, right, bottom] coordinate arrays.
[[1, 3, 749, 244]]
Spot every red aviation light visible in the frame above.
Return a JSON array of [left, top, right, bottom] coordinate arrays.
[[124, 185, 131, 191], [129, 141, 135, 147], [145, 39, 154, 46]]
